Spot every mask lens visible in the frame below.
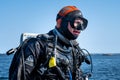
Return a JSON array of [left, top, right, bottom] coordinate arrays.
[[70, 18, 88, 30], [71, 19, 83, 30], [74, 21, 83, 30]]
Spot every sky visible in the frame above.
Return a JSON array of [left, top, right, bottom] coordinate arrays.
[[0, 0, 120, 54]]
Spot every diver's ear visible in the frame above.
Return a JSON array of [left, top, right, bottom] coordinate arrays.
[[56, 19, 62, 28]]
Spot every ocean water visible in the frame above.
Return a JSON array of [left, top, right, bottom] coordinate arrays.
[[0, 53, 120, 80], [90, 54, 120, 80]]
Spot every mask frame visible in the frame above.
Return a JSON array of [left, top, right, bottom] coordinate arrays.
[[64, 11, 88, 31]]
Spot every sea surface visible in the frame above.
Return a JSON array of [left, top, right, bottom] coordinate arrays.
[[0, 53, 120, 80]]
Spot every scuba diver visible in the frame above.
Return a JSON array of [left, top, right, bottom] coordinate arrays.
[[7, 5, 92, 80]]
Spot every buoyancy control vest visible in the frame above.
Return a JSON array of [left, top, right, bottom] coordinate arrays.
[[8, 29, 87, 80]]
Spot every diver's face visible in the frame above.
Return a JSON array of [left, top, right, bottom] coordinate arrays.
[[68, 18, 83, 37]]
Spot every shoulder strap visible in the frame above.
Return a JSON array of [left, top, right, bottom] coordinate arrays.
[[31, 34, 56, 76]]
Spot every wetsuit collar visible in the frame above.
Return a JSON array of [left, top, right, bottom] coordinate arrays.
[[53, 28, 72, 46]]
